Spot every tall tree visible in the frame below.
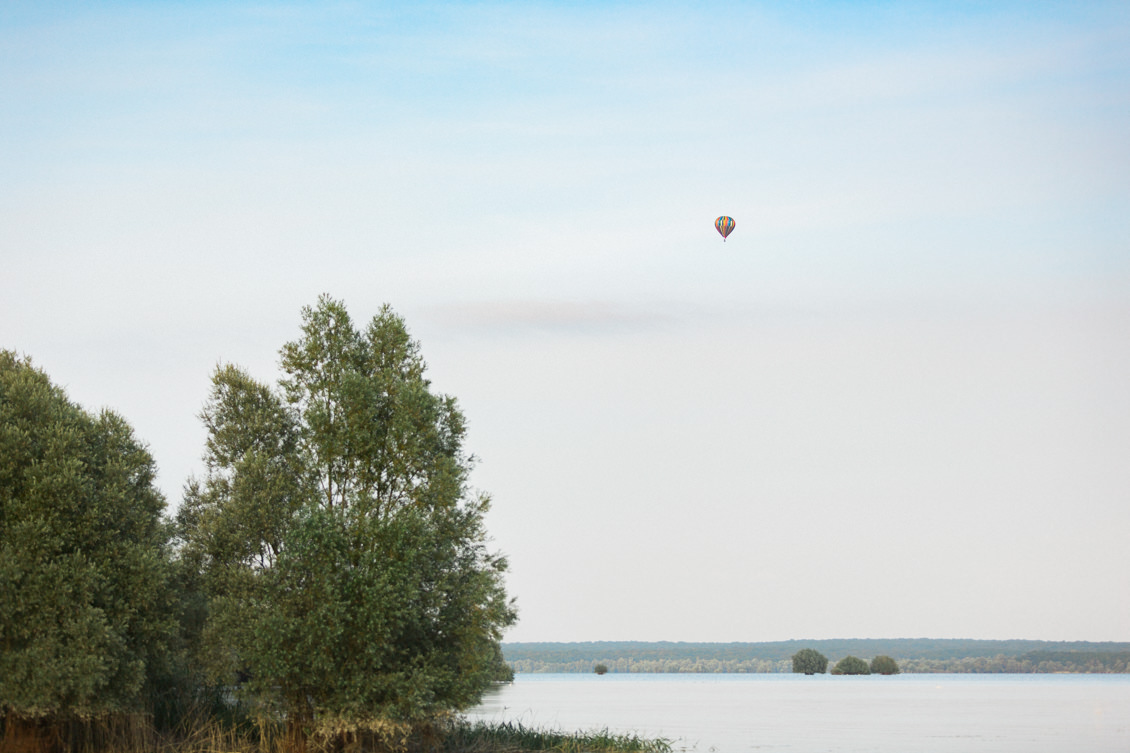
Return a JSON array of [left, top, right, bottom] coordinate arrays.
[[179, 297, 515, 747], [0, 351, 175, 742]]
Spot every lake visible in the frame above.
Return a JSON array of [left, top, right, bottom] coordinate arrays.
[[463, 673, 1130, 752]]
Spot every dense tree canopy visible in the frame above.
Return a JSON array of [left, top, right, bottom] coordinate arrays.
[[178, 297, 516, 744], [0, 351, 175, 720], [791, 648, 828, 675]]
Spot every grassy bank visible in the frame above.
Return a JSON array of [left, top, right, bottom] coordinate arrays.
[[0, 714, 671, 753]]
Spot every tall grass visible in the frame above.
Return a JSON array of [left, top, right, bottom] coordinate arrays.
[[438, 720, 673, 753], [2, 713, 672, 753], [0, 710, 267, 753]]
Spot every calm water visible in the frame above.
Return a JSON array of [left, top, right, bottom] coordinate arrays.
[[463, 673, 1130, 753]]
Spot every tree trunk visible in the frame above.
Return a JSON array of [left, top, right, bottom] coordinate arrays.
[[285, 696, 312, 753]]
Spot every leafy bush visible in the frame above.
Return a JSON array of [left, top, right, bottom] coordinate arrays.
[[870, 655, 900, 675], [831, 656, 871, 675], [791, 649, 828, 675]]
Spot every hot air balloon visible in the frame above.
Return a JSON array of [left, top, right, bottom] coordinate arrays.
[[715, 216, 735, 241]]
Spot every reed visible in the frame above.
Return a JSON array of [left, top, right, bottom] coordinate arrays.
[[436, 720, 673, 753]]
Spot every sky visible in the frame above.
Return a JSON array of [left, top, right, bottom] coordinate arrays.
[[2, 1, 1129, 644]]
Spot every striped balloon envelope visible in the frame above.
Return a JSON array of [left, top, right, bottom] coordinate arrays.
[[715, 216, 735, 241]]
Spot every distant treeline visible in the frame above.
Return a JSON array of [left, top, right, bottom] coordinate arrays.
[[502, 640, 1130, 674]]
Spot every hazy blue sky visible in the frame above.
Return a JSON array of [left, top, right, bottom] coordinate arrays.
[[3, 1, 1128, 643]]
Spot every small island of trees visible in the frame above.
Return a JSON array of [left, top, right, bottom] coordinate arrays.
[[791, 651, 900, 676]]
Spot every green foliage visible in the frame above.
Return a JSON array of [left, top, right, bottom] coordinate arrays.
[[1018, 651, 1130, 673], [900, 652, 1130, 674], [177, 297, 516, 739], [594, 664, 609, 675], [791, 649, 828, 675], [831, 656, 871, 675], [0, 351, 176, 718], [870, 655, 900, 675], [486, 643, 515, 683]]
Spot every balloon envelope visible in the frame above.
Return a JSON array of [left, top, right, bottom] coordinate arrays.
[[715, 216, 735, 240]]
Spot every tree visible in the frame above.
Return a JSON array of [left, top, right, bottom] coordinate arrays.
[[178, 297, 516, 748], [792, 649, 828, 675], [0, 351, 175, 746], [831, 656, 871, 675], [870, 655, 900, 675], [487, 643, 515, 683], [594, 664, 609, 675]]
